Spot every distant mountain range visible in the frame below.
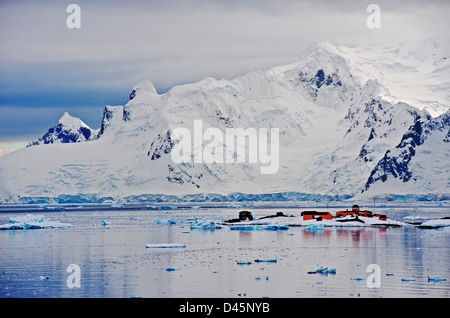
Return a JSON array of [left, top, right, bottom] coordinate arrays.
[[0, 40, 449, 203]]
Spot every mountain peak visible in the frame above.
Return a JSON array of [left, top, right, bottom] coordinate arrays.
[[129, 80, 158, 100], [27, 112, 97, 147], [58, 112, 89, 130]]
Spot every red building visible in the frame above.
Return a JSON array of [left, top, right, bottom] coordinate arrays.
[[335, 205, 387, 221], [335, 204, 360, 217], [301, 211, 333, 221]]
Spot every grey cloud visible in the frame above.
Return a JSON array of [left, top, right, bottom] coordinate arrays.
[[0, 0, 449, 141]]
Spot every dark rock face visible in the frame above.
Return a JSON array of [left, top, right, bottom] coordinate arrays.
[[363, 111, 450, 191], [28, 113, 97, 147], [148, 130, 176, 160]]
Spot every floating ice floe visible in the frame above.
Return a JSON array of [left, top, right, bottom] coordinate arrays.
[[190, 221, 223, 230], [254, 258, 277, 263], [403, 215, 431, 224], [229, 225, 288, 231], [157, 219, 176, 225], [0, 214, 73, 230], [417, 218, 450, 228], [308, 267, 336, 275], [237, 261, 252, 265], [145, 243, 186, 248], [427, 275, 446, 282], [304, 224, 325, 232]]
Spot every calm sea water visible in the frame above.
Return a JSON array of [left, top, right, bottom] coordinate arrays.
[[0, 204, 449, 298]]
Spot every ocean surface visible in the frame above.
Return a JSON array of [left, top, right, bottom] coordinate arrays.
[[0, 203, 449, 298]]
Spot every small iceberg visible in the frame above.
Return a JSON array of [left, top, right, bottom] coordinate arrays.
[[304, 224, 325, 233], [308, 267, 336, 275], [229, 225, 288, 231], [403, 215, 431, 225], [146, 243, 186, 248], [157, 219, 176, 225], [0, 214, 73, 230], [254, 258, 277, 263], [417, 218, 450, 228], [237, 261, 252, 265], [427, 275, 446, 282], [146, 205, 177, 210], [190, 221, 223, 230], [228, 204, 244, 208]]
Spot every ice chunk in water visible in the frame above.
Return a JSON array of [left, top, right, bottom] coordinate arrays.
[[428, 275, 446, 282], [190, 221, 222, 230], [308, 267, 336, 275], [0, 214, 73, 230], [230, 225, 288, 231], [146, 243, 186, 248], [157, 219, 176, 225], [10, 214, 45, 224], [304, 224, 325, 232], [254, 259, 277, 263], [237, 261, 252, 265]]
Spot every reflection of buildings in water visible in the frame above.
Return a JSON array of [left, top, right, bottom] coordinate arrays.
[[335, 227, 388, 248], [238, 230, 252, 244], [302, 227, 333, 243]]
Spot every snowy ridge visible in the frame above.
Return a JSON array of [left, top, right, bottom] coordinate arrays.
[[0, 41, 449, 203], [325, 40, 450, 117]]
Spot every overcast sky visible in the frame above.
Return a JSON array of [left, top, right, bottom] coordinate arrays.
[[0, 0, 449, 147]]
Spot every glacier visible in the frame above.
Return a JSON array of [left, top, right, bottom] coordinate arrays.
[[0, 41, 449, 204], [0, 214, 73, 230]]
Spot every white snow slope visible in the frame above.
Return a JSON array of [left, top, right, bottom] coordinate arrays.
[[0, 41, 449, 203]]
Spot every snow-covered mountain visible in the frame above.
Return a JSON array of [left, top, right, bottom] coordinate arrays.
[[27, 112, 98, 146], [363, 111, 449, 197], [0, 41, 449, 203]]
